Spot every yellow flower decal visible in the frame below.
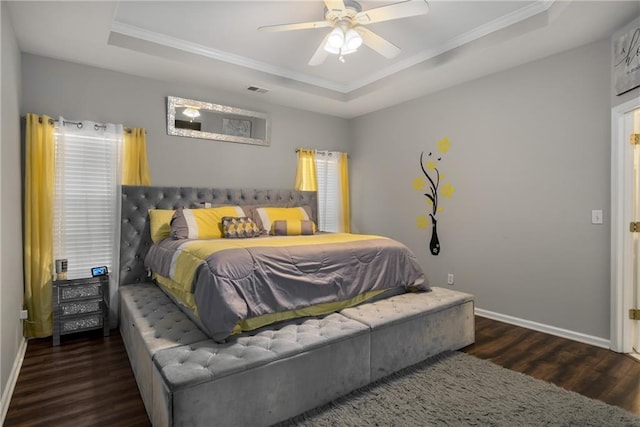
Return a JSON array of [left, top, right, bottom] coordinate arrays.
[[426, 161, 437, 171], [426, 198, 433, 206], [413, 177, 425, 190], [416, 215, 429, 229], [441, 182, 455, 198], [437, 206, 444, 213], [437, 137, 451, 153]]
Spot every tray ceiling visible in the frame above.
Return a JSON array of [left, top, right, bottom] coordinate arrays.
[[7, 1, 639, 118]]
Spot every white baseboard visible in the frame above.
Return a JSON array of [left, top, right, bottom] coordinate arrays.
[[474, 308, 611, 350], [0, 337, 27, 425]]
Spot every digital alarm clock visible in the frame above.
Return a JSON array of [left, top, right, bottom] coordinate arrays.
[[91, 266, 108, 277]]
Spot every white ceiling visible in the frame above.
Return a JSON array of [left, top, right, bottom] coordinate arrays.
[[6, 1, 639, 118]]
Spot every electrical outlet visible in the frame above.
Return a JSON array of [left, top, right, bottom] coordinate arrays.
[[447, 274, 454, 285], [19, 309, 28, 320]]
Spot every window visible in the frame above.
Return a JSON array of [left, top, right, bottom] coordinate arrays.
[[295, 149, 350, 233], [315, 152, 341, 232], [53, 121, 122, 280]]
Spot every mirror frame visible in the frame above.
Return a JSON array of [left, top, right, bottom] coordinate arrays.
[[167, 96, 270, 146]]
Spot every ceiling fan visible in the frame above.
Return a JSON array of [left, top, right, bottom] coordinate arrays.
[[258, 0, 429, 65]]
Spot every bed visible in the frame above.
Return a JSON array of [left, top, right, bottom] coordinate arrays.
[[118, 185, 474, 426], [145, 225, 428, 342]]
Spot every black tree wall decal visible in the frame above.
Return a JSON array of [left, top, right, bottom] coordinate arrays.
[[420, 151, 441, 255], [414, 138, 455, 256]]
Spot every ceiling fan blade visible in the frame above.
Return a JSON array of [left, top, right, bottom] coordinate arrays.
[[357, 27, 401, 59], [355, 0, 429, 25], [324, 0, 346, 13], [308, 33, 331, 66], [259, 20, 332, 32]]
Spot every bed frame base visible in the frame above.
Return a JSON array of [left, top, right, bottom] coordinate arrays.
[[119, 283, 474, 426]]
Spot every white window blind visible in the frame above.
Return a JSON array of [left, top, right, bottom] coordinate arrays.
[[53, 120, 122, 280], [315, 151, 341, 232]]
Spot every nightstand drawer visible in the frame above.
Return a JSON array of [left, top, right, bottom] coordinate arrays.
[[60, 314, 104, 334], [60, 300, 102, 317], [60, 283, 102, 301]]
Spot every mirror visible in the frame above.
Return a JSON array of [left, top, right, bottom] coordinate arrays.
[[167, 96, 270, 146]]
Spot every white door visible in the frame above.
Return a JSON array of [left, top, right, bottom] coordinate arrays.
[[630, 107, 640, 354], [612, 99, 640, 354]]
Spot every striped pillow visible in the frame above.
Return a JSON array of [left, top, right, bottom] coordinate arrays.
[[254, 206, 312, 234], [171, 206, 245, 239], [270, 219, 317, 236]]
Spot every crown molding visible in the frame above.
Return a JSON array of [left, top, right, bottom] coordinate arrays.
[[110, 21, 349, 93], [111, 1, 554, 96], [344, 0, 555, 92]]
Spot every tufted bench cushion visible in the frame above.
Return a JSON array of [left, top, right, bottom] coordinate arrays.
[[120, 283, 207, 353], [340, 286, 475, 381], [119, 283, 208, 419], [151, 313, 370, 426]]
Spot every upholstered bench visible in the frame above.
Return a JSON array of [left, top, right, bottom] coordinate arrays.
[[119, 283, 208, 417], [120, 284, 474, 426], [150, 313, 370, 426], [340, 287, 475, 381]]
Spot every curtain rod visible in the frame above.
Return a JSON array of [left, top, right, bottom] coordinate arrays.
[[295, 148, 349, 157], [37, 116, 145, 134]]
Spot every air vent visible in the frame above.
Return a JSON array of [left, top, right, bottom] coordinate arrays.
[[247, 85, 269, 94]]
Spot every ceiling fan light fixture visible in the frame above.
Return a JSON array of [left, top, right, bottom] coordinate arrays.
[[326, 27, 345, 49], [344, 28, 362, 50], [324, 26, 362, 58]]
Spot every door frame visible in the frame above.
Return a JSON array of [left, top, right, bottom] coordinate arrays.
[[611, 97, 640, 353]]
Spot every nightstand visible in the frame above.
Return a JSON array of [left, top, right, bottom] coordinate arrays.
[[52, 275, 110, 346]]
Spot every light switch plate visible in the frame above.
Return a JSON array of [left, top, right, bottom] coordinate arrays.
[[591, 210, 603, 224]]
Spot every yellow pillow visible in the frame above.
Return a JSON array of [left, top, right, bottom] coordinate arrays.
[[254, 206, 311, 233], [148, 209, 175, 243], [171, 206, 245, 239]]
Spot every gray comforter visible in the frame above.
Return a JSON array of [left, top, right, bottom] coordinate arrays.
[[145, 233, 427, 341]]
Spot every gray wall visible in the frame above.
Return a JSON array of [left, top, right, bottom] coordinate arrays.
[[350, 39, 612, 340], [1, 1, 24, 411], [21, 54, 350, 188]]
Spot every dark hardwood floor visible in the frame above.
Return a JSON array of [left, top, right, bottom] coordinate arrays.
[[5, 316, 640, 426], [5, 330, 150, 427], [464, 316, 640, 415]]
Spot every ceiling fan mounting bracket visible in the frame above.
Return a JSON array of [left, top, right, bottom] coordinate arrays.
[[324, 0, 362, 24]]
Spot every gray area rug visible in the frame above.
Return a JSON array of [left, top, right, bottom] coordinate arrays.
[[278, 351, 640, 427]]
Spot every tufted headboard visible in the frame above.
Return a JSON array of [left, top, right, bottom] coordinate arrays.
[[119, 186, 317, 286]]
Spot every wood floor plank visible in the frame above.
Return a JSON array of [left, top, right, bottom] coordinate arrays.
[[5, 316, 639, 426]]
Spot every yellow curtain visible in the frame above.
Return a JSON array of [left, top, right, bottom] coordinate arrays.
[[294, 148, 317, 191], [24, 114, 56, 337], [122, 128, 151, 185], [339, 152, 351, 233]]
